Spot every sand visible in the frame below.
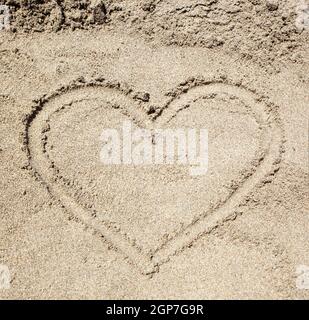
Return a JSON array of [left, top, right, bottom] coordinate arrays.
[[0, 0, 308, 299]]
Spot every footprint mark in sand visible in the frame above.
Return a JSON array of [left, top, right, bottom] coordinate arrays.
[[23, 77, 284, 275]]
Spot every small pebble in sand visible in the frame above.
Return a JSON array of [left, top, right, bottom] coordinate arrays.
[[266, 0, 279, 11]]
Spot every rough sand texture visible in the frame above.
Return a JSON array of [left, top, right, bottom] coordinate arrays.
[[0, 0, 308, 299]]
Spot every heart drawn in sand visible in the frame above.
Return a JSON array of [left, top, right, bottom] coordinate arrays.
[[24, 77, 283, 275]]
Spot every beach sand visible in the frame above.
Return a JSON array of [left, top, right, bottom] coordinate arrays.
[[0, 0, 308, 299]]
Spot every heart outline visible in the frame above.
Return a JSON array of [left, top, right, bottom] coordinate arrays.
[[23, 76, 284, 275]]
